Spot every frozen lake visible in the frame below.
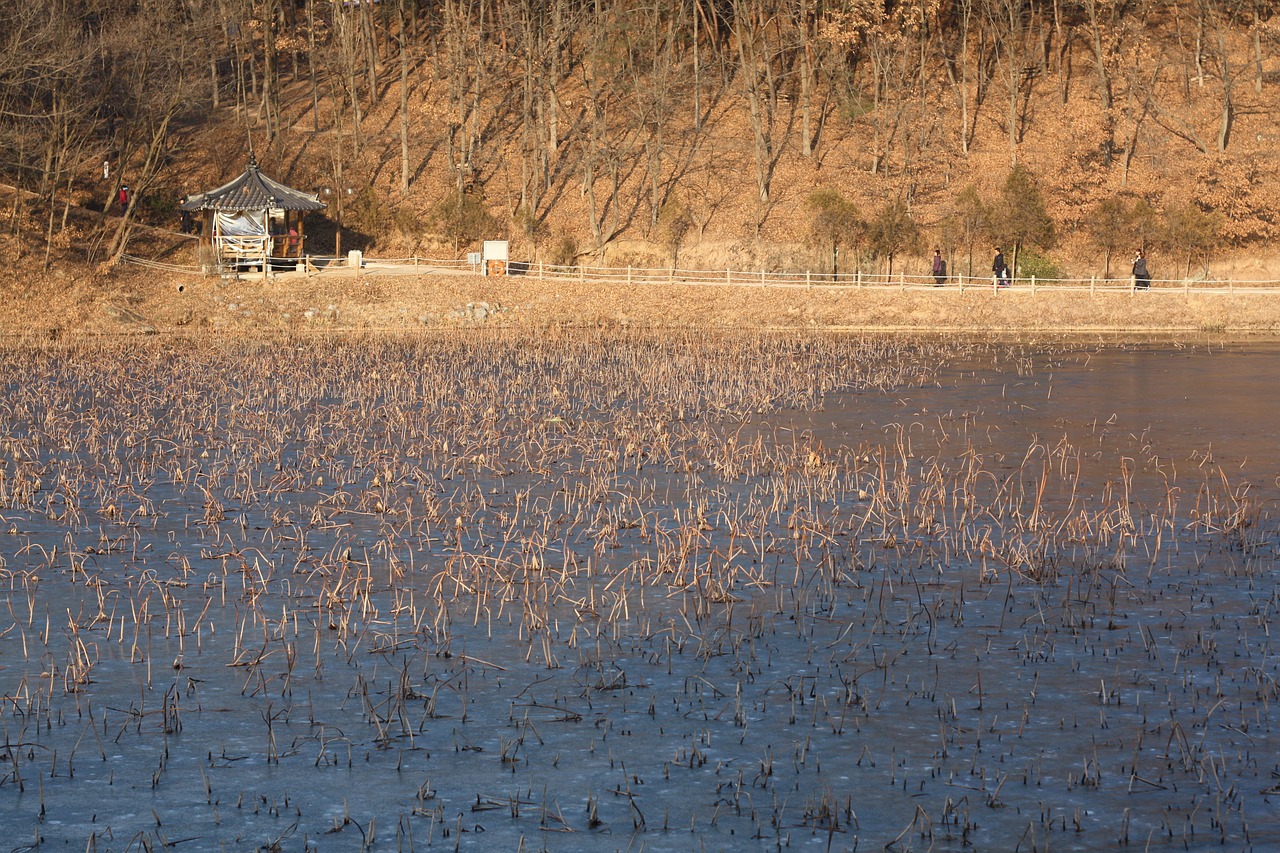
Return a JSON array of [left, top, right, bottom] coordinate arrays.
[[0, 334, 1276, 851]]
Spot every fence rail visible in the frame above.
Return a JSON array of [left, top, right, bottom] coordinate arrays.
[[123, 254, 1280, 294]]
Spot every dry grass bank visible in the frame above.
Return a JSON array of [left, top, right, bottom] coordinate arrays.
[[4, 266, 1279, 340]]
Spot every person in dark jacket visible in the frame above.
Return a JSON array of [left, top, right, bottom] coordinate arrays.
[[992, 247, 1009, 287], [932, 249, 947, 286], [1132, 249, 1151, 289]]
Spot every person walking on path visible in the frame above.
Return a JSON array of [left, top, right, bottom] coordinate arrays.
[[116, 185, 130, 213], [1132, 249, 1151, 289], [932, 250, 947, 286], [992, 246, 1009, 287]]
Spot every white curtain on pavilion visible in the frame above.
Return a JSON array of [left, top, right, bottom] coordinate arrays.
[[214, 211, 268, 258]]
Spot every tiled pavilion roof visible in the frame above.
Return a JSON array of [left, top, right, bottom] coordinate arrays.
[[179, 158, 325, 212]]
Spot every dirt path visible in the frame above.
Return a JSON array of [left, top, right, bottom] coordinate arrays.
[[6, 261, 1280, 340]]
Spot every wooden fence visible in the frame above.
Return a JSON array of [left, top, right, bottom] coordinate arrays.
[[128, 254, 1280, 294]]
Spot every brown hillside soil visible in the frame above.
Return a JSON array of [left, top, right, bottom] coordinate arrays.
[[83, 14, 1280, 283], [8, 8, 1280, 335]]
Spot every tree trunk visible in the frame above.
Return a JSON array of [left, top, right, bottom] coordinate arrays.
[[360, 0, 380, 107], [262, 0, 278, 146], [733, 0, 775, 203], [1216, 31, 1233, 152], [798, 0, 814, 158], [399, 12, 410, 193], [309, 0, 320, 131]]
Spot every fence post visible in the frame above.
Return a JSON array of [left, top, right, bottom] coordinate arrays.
[[958, 274, 964, 293], [727, 268, 732, 285], [1130, 275, 1136, 295], [628, 265, 632, 286], [806, 270, 811, 289], [1090, 275, 1095, 295], [899, 271, 905, 291], [760, 269, 765, 286], [857, 270, 863, 288], [539, 261, 544, 281], [1031, 275, 1036, 293], [579, 264, 584, 282], [1229, 277, 1234, 295]]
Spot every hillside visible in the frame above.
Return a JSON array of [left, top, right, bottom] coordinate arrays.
[[2, 1, 1279, 284]]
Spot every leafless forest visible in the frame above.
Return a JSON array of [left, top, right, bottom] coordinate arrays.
[[2, 0, 1278, 277]]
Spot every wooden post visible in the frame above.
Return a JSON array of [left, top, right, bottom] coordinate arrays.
[[627, 265, 632, 285], [806, 270, 811, 289], [857, 270, 862, 288], [899, 271, 905, 291], [1090, 275, 1095, 295], [1031, 275, 1036, 293]]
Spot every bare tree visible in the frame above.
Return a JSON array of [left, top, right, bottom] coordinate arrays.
[[96, 4, 212, 261], [441, 0, 498, 192], [579, 0, 633, 252], [515, 0, 548, 215], [324, 1, 367, 156], [941, 0, 996, 156], [513, 0, 577, 220], [0, 3, 100, 265], [621, 3, 684, 229], [399, 0, 412, 193], [790, 0, 831, 159], [1199, 0, 1248, 152], [1077, 0, 1127, 164], [1117, 52, 1163, 187], [986, 0, 1042, 155], [731, 0, 785, 205]]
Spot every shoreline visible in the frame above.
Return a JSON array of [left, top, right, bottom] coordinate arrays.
[[6, 269, 1280, 340]]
